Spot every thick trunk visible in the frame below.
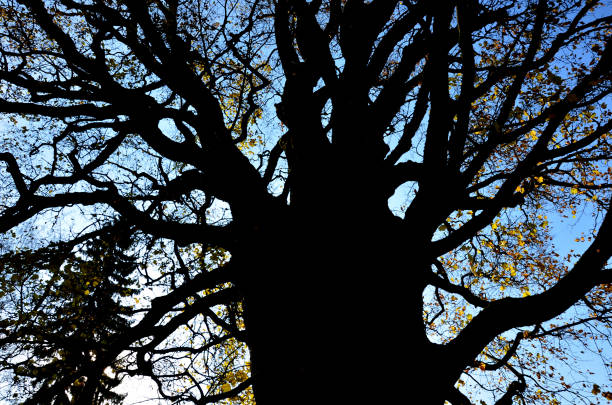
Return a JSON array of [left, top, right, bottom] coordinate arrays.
[[235, 204, 448, 403]]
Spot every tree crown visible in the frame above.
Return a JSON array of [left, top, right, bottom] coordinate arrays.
[[0, 0, 611, 404]]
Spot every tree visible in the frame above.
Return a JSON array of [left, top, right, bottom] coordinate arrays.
[[0, 0, 611, 403]]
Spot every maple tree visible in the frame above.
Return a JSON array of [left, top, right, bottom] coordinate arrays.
[[0, 0, 611, 404]]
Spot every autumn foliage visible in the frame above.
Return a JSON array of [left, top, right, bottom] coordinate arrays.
[[0, 1, 611, 404]]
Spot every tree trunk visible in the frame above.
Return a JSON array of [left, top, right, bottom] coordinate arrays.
[[235, 202, 446, 403]]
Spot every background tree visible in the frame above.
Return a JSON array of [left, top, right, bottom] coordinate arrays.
[[0, 0, 611, 404]]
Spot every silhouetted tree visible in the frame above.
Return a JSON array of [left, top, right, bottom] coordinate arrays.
[[0, 1, 611, 404]]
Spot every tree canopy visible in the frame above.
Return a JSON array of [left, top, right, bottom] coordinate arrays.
[[0, 0, 611, 404]]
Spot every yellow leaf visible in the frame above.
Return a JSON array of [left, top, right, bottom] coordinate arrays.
[[222, 383, 231, 393]]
